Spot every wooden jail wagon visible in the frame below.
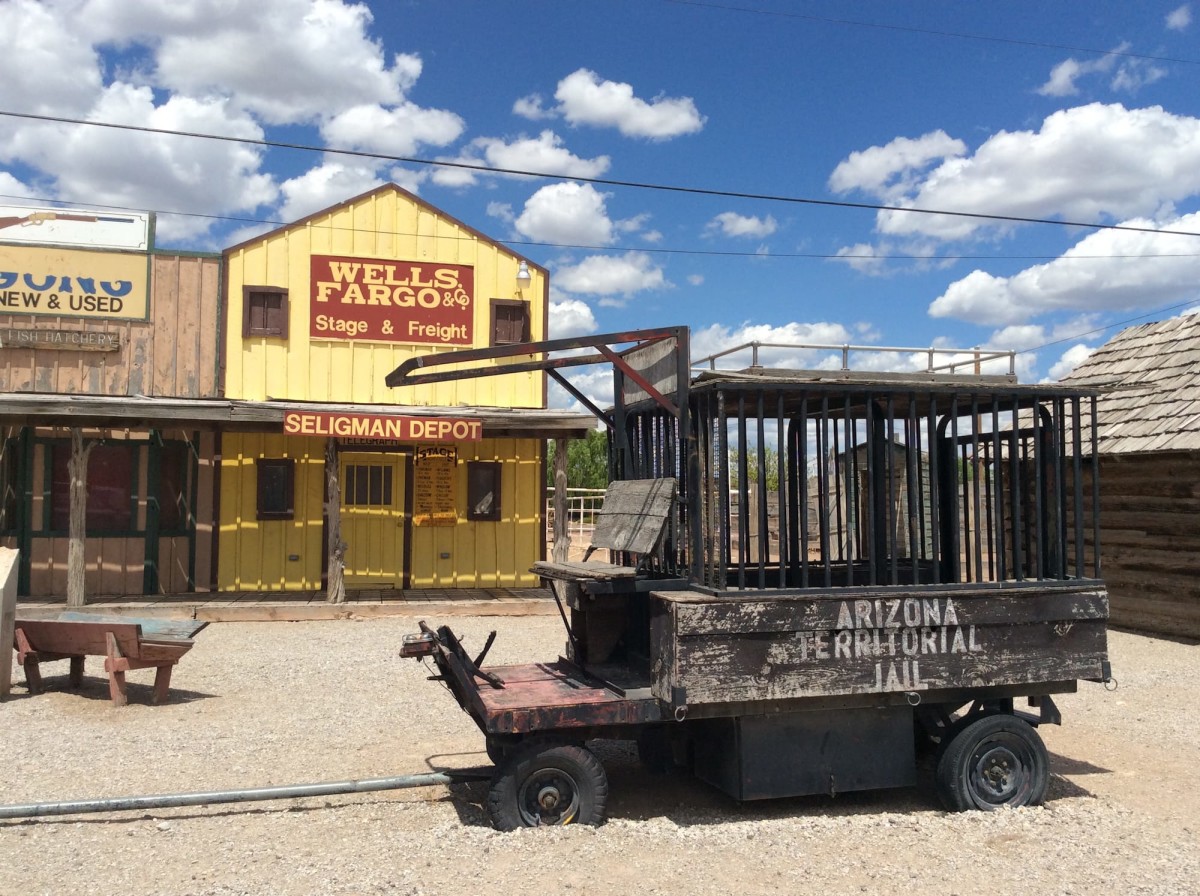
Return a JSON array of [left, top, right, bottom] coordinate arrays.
[[391, 327, 1110, 829]]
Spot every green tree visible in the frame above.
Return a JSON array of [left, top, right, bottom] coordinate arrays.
[[728, 444, 780, 490], [546, 429, 610, 489]]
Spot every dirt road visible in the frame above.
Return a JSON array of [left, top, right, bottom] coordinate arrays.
[[1, 617, 1196, 896]]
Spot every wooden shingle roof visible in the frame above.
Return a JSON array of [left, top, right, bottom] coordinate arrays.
[[1062, 312, 1200, 454]]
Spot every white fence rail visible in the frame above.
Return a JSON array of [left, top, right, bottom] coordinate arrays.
[[545, 487, 606, 547]]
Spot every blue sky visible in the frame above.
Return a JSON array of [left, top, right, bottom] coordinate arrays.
[[3, 1, 1200, 405]]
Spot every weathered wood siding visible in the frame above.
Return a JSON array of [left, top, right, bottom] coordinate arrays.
[[408, 438, 544, 589], [0, 253, 221, 397], [651, 585, 1108, 707], [1089, 451, 1200, 638], [223, 185, 546, 408], [217, 433, 544, 590]]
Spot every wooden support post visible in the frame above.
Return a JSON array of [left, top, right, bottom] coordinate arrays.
[[552, 438, 570, 563], [105, 631, 128, 706], [325, 438, 347, 604], [67, 428, 95, 608], [0, 547, 17, 699]]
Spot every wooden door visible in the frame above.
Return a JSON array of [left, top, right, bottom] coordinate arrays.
[[339, 453, 406, 587]]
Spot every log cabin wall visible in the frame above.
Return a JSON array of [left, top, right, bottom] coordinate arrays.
[[1093, 451, 1200, 638]]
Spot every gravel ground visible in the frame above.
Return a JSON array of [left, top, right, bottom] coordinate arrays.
[[1, 615, 1197, 896]]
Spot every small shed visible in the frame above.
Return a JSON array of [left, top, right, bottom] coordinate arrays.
[[1062, 311, 1200, 638]]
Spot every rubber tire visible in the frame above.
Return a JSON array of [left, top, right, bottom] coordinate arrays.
[[935, 713, 1049, 811], [487, 739, 609, 831], [485, 735, 521, 765]]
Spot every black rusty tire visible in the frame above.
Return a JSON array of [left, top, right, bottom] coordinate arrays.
[[936, 714, 1049, 811], [485, 735, 521, 765], [487, 739, 608, 831]]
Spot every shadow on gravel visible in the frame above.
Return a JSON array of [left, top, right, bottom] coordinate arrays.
[[427, 738, 1100, 830], [1049, 750, 1111, 776], [5, 676, 215, 705]]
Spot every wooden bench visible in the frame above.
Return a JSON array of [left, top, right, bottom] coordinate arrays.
[[12, 613, 208, 706], [534, 477, 677, 583], [534, 478, 678, 664]]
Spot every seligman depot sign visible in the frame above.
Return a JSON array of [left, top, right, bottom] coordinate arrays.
[[310, 255, 473, 345], [283, 411, 483, 443]]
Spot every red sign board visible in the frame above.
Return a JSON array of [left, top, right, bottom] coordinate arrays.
[[283, 411, 483, 442], [310, 255, 473, 345]]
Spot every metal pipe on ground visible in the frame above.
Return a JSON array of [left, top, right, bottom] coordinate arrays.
[[0, 769, 493, 820]]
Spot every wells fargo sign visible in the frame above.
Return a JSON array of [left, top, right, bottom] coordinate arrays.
[[283, 411, 483, 442], [310, 255, 473, 345], [0, 244, 149, 321]]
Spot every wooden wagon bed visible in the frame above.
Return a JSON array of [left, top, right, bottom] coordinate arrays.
[[12, 612, 208, 705]]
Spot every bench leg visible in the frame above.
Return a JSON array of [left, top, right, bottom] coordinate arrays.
[[69, 655, 85, 689], [23, 658, 43, 695], [105, 632, 128, 707], [152, 665, 174, 704]]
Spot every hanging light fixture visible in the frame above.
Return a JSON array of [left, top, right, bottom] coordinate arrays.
[[516, 260, 532, 289]]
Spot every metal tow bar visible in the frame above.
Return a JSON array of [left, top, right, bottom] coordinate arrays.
[[0, 769, 493, 821]]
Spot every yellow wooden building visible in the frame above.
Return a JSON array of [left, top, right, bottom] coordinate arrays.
[[217, 185, 589, 592]]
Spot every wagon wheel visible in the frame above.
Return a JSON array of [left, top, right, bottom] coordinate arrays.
[[485, 734, 521, 765], [487, 738, 608, 831], [935, 714, 1049, 811]]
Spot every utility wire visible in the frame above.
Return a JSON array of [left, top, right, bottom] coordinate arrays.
[[663, 0, 1200, 67], [5, 190, 1199, 263], [5, 109, 1200, 240]]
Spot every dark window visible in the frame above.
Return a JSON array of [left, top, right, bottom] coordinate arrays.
[[467, 461, 501, 521], [256, 458, 295, 520], [344, 464, 394, 507], [244, 286, 289, 338], [157, 441, 190, 531], [51, 442, 135, 532], [490, 299, 530, 346]]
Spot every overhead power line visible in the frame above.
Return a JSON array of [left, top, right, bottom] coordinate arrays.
[[663, 0, 1200, 67], [5, 110, 1200, 241]]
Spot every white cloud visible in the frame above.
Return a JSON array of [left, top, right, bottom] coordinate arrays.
[[514, 182, 614, 246], [0, 171, 35, 200], [276, 161, 382, 223], [6, 85, 276, 242], [690, 321, 856, 369], [0, 0, 458, 242], [431, 131, 610, 187], [554, 252, 667, 301], [513, 94, 552, 120], [929, 212, 1200, 324], [547, 298, 598, 339], [834, 242, 890, 276], [1110, 61, 1167, 94], [320, 102, 464, 156], [0, 0, 104, 116], [1047, 344, 1097, 381], [1036, 46, 1126, 97], [549, 69, 705, 140], [687, 274, 704, 286], [706, 211, 777, 239], [82, 0, 418, 125], [547, 367, 613, 414], [1167, 5, 1192, 30], [863, 104, 1200, 241], [829, 131, 966, 200]]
